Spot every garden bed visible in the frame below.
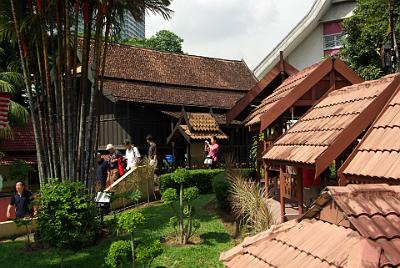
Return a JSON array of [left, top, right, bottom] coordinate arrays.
[[0, 194, 234, 267]]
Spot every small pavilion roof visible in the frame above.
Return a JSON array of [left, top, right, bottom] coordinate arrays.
[[263, 74, 400, 178], [244, 58, 362, 131], [338, 83, 400, 184], [167, 111, 227, 144]]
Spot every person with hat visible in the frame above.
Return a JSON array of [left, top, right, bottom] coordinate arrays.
[[105, 144, 122, 188]]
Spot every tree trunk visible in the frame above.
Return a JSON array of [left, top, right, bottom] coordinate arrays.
[[179, 183, 184, 244], [130, 233, 135, 268], [9, 0, 46, 185]]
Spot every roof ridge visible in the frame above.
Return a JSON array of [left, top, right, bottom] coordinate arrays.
[[349, 211, 400, 218], [108, 41, 246, 63]]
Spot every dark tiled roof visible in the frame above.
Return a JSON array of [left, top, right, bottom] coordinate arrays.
[[100, 42, 256, 91], [340, 85, 400, 181], [244, 61, 321, 126], [221, 184, 400, 267], [220, 219, 379, 268], [103, 80, 246, 109], [263, 74, 399, 166], [0, 123, 36, 152]]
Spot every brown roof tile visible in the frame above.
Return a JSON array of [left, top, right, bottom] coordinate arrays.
[[99, 42, 256, 91], [0, 123, 36, 152], [244, 61, 321, 126], [221, 219, 381, 268], [103, 80, 246, 109], [167, 112, 227, 142], [223, 184, 400, 268], [302, 184, 400, 266], [340, 83, 400, 181], [263, 74, 399, 172]]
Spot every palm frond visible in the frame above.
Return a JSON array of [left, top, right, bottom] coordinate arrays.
[[0, 72, 24, 91], [8, 100, 29, 126], [0, 79, 15, 93], [0, 124, 13, 139]]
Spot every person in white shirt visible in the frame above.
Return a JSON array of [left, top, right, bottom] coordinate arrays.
[[124, 139, 141, 170]]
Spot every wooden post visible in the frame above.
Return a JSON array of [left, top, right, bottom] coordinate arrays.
[[186, 144, 191, 168], [279, 164, 286, 223], [297, 166, 303, 215], [171, 141, 176, 168], [264, 160, 269, 198]]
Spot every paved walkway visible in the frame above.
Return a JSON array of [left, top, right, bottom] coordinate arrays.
[[266, 198, 300, 224]]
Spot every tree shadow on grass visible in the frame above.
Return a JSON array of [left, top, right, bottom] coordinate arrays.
[[200, 232, 231, 246]]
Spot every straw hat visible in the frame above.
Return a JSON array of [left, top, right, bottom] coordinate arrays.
[[106, 144, 114, 150]]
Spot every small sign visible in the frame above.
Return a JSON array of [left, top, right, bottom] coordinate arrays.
[[95, 192, 111, 203]]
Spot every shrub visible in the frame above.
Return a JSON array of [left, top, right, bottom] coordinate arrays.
[[117, 210, 145, 268], [159, 169, 223, 194], [135, 240, 163, 267], [161, 169, 201, 245], [227, 170, 274, 234], [37, 179, 98, 251], [239, 168, 257, 181], [105, 240, 131, 268], [212, 173, 231, 212]]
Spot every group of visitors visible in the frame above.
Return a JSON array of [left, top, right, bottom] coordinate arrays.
[[96, 135, 157, 191]]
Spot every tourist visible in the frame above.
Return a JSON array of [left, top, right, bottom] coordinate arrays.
[[205, 136, 219, 168], [95, 152, 108, 191], [106, 144, 122, 188], [146, 135, 157, 168], [6, 181, 34, 219], [124, 139, 141, 171]]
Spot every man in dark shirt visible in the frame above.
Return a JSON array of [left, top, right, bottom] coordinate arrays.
[[146, 135, 158, 168], [7, 181, 34, 219], [96, 153, 108, 191]]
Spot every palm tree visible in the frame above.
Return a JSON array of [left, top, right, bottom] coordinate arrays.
[[4, 0, 173, 186], [0, 45, 29, 138]]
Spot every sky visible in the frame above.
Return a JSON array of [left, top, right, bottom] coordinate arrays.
[[146, 0, 315, 70]]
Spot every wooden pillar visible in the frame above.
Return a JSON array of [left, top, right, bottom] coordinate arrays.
[[279, 164, 286, 223], [297, 166, 303, 215], [171, 141, 176, 168], [264, 160, 269, 197], [186, 144, 191, 168]]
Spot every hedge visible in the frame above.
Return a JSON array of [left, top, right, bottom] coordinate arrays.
[[159, 169, 223, 194], [211, 173, 231, 212]]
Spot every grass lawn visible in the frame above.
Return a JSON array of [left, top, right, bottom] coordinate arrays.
[[0, 194, 234, 268]]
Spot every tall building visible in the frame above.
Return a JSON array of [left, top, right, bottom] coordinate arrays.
[[121, 11, 145, 39], [76, 11, 145, 40]]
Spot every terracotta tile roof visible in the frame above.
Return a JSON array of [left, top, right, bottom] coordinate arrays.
[[220, 219, 381, 268], [103, 80, 246, 109], [167, 112, 227, 143], [222, 184, 400, 268], [187, 113, 220, 132], [340, 84, 400, 181], [0, 123, 36, 152], [263, 74, 400, 176], [244, 61, 322, 126], [180, 125, 227, 140], [226, 61, 298, 123], [302, 184, 400, 266], [99, 42, 256, 91]]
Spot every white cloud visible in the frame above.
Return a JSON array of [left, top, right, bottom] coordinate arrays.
[[146, 0, 315, 69]]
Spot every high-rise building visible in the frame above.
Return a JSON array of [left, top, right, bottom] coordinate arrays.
[[121, 11, 145, 40], [76, 11, 145, 40]]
